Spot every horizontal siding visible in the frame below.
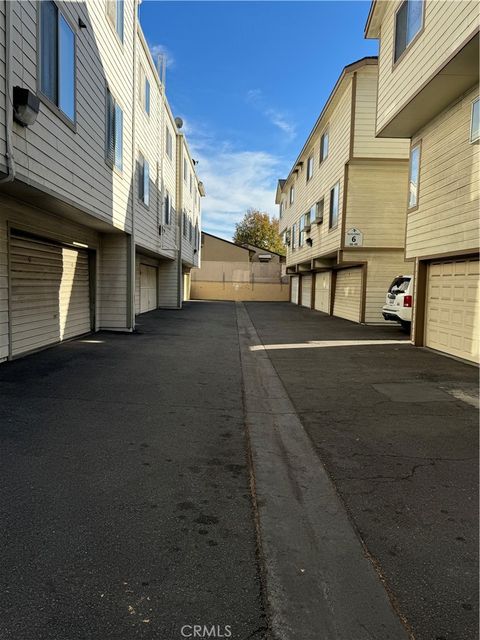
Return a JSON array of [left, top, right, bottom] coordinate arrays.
[[353, 68, 410, 158], [346, 159, 409, 247], [98, 233, 129, 329], [376, 0, 479, 132], [406, 86, 480, 259], [280, 77, 353, 266], [157, 258, 179, 308]]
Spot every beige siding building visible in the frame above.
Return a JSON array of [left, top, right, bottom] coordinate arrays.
[[366, 0, 479, 362], [277, 57, 411, 323], [0, 0, 203, 361]]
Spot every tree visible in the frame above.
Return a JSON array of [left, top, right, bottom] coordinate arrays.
[[233, 209, 285, 255]]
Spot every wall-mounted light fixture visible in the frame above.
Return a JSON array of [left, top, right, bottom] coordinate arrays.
[[13, 87, 39, 127], [306, 238, 313, 247]]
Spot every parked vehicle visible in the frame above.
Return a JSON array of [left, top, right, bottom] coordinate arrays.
[[382, 275, 413, 331]]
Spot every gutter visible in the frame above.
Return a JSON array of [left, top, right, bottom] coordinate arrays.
[[0, 0, 15, 184]]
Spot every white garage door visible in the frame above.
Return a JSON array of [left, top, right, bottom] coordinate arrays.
[[139, 264, 158, 313], [290, 276, 299, 304], [314, 272, 331, 313], [425, 258, 479, 363], [301, 275, 312, 308], [10, 234, 91, 356], [333, 268, 362, 323]]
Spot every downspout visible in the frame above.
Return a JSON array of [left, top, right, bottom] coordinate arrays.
[[176, 132, 183, 308], [129, 0, 138, 330], [0, 0, 15, 184]]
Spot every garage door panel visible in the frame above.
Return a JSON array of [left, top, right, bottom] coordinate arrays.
[[10, 236, 91, 356], [301, 275, 312, 308], [333, 268, 362, 323], [139, 264, 158, 314], [314, 272, 331, 313], [425, 258, 479, 363], [290, 276, 299, 304]]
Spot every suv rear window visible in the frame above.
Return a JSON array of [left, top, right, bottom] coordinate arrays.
[[389, 277, 410, 293]]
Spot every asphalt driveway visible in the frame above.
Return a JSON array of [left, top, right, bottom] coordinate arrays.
[[244, 301, 479, 640], [0, 302, 265, 640]]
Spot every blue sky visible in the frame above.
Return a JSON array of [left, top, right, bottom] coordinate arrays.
[[140, 1, 378, 240]]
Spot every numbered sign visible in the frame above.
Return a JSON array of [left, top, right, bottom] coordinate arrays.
[[345, 228, 363, 247]]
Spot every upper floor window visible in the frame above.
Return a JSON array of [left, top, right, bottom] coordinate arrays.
[[320, 130, 329, 163], [164, 191, 171, 225], [188, 217, 193, 242], [39, 1, 75, 122], [408, 143, 421, 209], [165, 126, 173, 159], [299, 215, 305, 247], [279, 201, 284, 219], [107, 0, 124, 43], [394, 0, 423, 63], [183, 211, 187, 237], [306, 155, 314, 181], [470, 98, 479, 143], [139, 66, 150, 115], [329, 182, 339, 229], [289, 185, 295, 204], [106, 88, 123, 171], [189, 173, 193, 194], [315, 198, 324, 223], [138, 153, 150, 206], [291, 223, 297, 250], [184, 159, 188, 182]]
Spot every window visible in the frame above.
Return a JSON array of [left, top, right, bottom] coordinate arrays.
[[408, 144, 421, 209], [139, 66, 150, 115], [106, 88, 123, 170], [299, 216, 305, 247], [107, 0, 124, 42], [320, 130, 329, 163], [195, 221, 200, 250], [329, 183, 339, 229], [184, 159, 188, 182], [190, 173, 193, 194], [165, 126, 173, 159], [39, 1, 75, 122], [279, 201, 284, 219], [315, 198, 324, 223], [289, 185, 295, 205], [291, 223, 297, 250], [308, 205, 316, 225], [394, 0, 423, 62], [189, 217, 193, 242], [471, 98, 479, 143], [306, 155, 314, 181], [138, 154, 150, 206], [183, 212, 188, 237], [164, 191, 171, 225]]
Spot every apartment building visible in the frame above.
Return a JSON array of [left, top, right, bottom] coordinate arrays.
[[0, 0, 203, 361], [365, 0, 479, 363], [277, 57, 411, 323]]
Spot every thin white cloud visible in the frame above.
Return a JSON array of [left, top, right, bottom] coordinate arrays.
[[149, 43, 175, 69], [182, 120, 287, 240], [246, 89, 296, 141]]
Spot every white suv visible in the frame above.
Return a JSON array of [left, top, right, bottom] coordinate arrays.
[[382, 275, 413, 331]]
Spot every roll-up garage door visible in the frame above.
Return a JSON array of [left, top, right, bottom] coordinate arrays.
[[290, 276, 299, 304], [333, 268, 362, 323], [10, 234, 91, 356], [139, 264, 158, 313], [301, 275, 312, 308], [314, 272, 331, 313], [425, 258, 479, 363]]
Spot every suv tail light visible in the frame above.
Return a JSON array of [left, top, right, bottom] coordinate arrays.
[[403, 295, 412, 308]]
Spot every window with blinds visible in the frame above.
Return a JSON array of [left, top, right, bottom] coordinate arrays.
[[138, 154, 150, 206], [106, 89, 123, 171]]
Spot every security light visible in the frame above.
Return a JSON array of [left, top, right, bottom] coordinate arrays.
[[306, 238, 313, 247], [13, 87, 39, 127]]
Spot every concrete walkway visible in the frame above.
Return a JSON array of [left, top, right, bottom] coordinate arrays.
[[244, 301, 478, 640]]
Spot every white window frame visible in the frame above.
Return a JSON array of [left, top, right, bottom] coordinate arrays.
[[329, 182, 339, 229], [408, 143, 421, 209], [289, 185, 295, 205], [320, 129, 329, 163], [106, 87, 123, 171], [165, 126, 173, 160], [138, 153, 150, 207], [470, 97, 479, 143], [306, 155, 314, 181]]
